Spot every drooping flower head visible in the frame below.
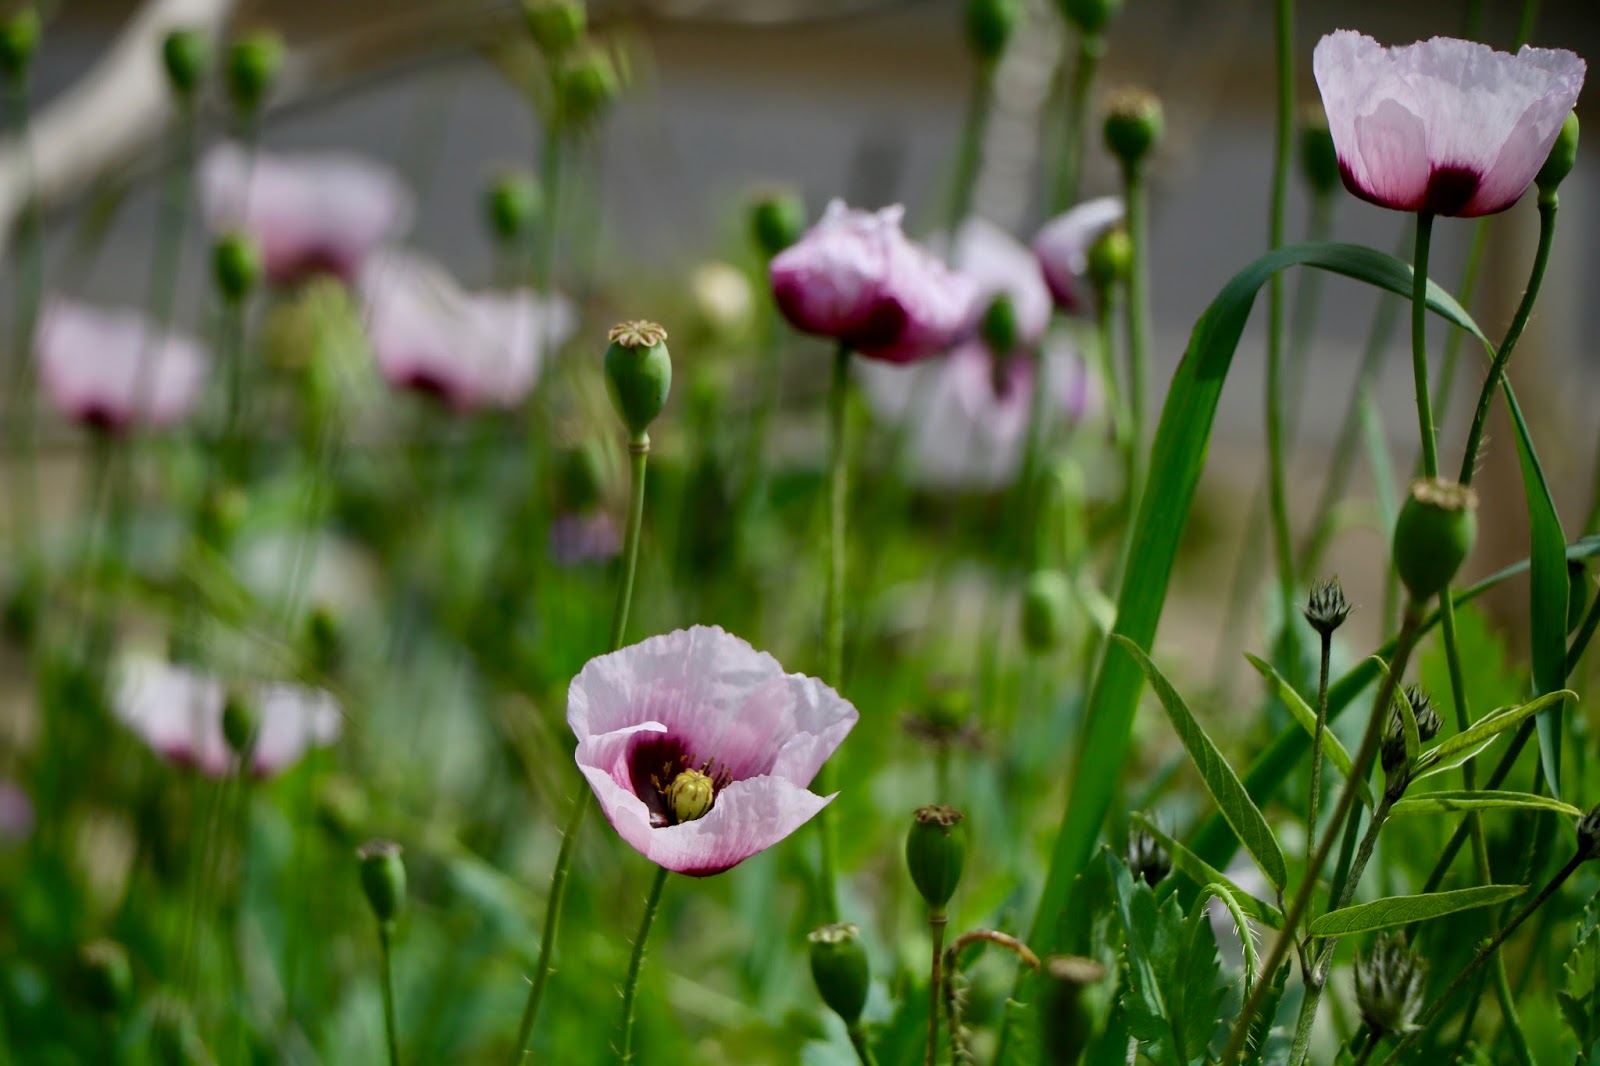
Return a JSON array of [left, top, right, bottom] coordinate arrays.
[[113, 657, 341, 778], [35, 300, 208, 432], [199, 143, 413, 284], [359, 250, 574, 412], [769, 200, 977, 364], [569, 626, 858, 876], [1032, 197, 1126, 312], [1313, 31, 1585, 217]]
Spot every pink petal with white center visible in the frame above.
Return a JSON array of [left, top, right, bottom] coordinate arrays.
[[943, 217, 1053, 346], [35, 300, 207, 432], [1033, 197, 1125, 312], [1313, 31, 1584, 217], [199, 143, 413, 283]]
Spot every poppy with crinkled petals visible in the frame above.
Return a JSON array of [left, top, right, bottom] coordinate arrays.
[[769, 200, 977, 364], [569, 626, 858, 876], [35, 300, 208, 433], [1313, 31, 1585, 217]]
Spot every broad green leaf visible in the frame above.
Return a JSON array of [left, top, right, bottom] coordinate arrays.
[[1028, 241, 1487, 958], [1132, 814, 1284, 928], [1387, 790, 1581, 819], [1418, 690, 1576, 769], [1117, 637, 1286, 891], [1242, 652, 1372, 810], [1504, 383, 1570, 799], [1307, 884, 1525, 937]]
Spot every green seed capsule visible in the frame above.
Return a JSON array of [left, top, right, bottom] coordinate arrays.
[[162, 30, 210, 98], [1537, 112, 1579, 196], [604, 321, 672, 440], [522, 0, 585, 58], [213, 233, 261, 302], [1392, 478, 1477, 603], [357, 840, 406, 926], [1103, 88, 1163, 171], [226, 31, 283, 113], [749, 189, 806, 260], [483, 170, 541, 243], [1021, 570, 1072, 653], [906, 804, 967, 911], [965, 0, 1019, 66], [1086, 228, 1132, 292], [808, 922, 870, 1025]]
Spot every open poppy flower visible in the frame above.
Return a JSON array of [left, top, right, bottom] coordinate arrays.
[[35, 300, 207, 432]]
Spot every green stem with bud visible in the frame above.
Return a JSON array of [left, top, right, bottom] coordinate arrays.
[[815, 342, 852, 924], [618, 864, 671, 1064], [378, 923, 401, 1066], [925, 913, 947, 1066], [511, 437, 651, 1062], [1304, 624, 1333, 883], [947, 60, 993, 236], [1410, 213, 1439, 480]]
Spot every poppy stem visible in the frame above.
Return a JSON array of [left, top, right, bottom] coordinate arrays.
[[1049, 32, 1103, 214], [377, 922, 401, 1066], [1262, 0, 1297, 670], [618, 864, 671, 1064], [925, 912, 947, 1066], [3, 60, 41, 601], [1409, 212, 1439, 479], [814, 342, 852, 924]]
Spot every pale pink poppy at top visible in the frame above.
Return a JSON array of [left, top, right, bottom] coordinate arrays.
[[569, 626, 858, 876], [359, 250, 575, 412], [1313, 31, 1585, 217], [113, 657, 341, 779], [941, 217, 1054, 347], [199, 143, 414, 284], [769, 200, 977, 364], [1032, 197, 1125, 313], [35, 300, 207, 432]]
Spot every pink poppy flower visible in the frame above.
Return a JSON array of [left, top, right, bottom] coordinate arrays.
[[769, 200, 977, 364], [944, 217, 1053, 347], [35, 300, 207, 432], [359, 251, 574, 411], [1313, 32, 1585, 217], [113, 658, 341, 778], [860, 337, 1100, 488], [199, 143, 413, 284], [569, 626, 858, 876], [1032, 197, 1124, 313], [549, 511, 622, 566]]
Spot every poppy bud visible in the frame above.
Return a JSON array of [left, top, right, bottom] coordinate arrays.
[[556, 48, 619, 130], [226, 31, 283, 113], [221, 692, 257, 759], [965, 0, 1019, 67], [213, 233, 261, 302], [1536, 112, 1579, 197], [604, 321, 672, 440], [749, 188, 806, 260], [1103, 88, 1163, 172], [1085, 228, 1132, 293], [1392, 478, 1477, 603], [1303, 576, 1351, 637], [76, 940, 131, 1014], [522, 0, 585, 58], [1021, 570, 1072, 653], [0, 9, 39, 81], [906, 804, 967, 911], [808, 922, 870, 1025], [1354, 933, 1426, 1037], [1056, 0, 1122, 36], [1298, 104, 1340, 197], [1126, 828, 1171, 887], [483, 170, 541, 243], [357, 840, 406, 927], [161, 29, 210, 98], [1040, 955, 1106, 1064]]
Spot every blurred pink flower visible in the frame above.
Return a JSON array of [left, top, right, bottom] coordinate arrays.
[[35, 300, 207, 432], [860, 338, 1100, 488], [1032, 197, 1124, 314], [199, 143, 413, 283], [359, 251, 575, 411], [769, 200, 977, 364], [548, 511, 622, 565], [943, 217, 1053, 346], [1313, 32, 1585, 216], [113, 658, 341, 779], [569, 626, 858, 876], [0, 780, 33, 842]]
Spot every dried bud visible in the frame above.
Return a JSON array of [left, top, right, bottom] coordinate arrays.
[[1297, 104, 1340, 197], [1103, 88, 1163, 172], [1537, 112, 1579, 197], [483, 169, 540, 243], [1086, 228, 1132, 292], [1126, 828, 1171, 887], [221, 691, 257, 759], [980, 293, 1022, 356], [808, 922, 870, 1025], [1392, 478, 1477, 603], [0, 9, 39, 80], [75, 940, 132, 1014], [1354, 933, 1426, 1037], [555, 48, 619, 130], [213, 233, 261, 302], [906, 805, 967, 911], [1056, 0, 1122, 37], [965, 0, 1019, 66], [749, 188, 806, 260], [161, 29, 210, 98], [226, 31, 283, 113], [604, 321, 672, 440], [1021, 570, 1072, 653], [1578, 803, 1600, 861], [1303, 577, 1351, 637], [1040, 955, 1107, 1064], [522, 0, 585, 57], [357, 840, 406, 926]]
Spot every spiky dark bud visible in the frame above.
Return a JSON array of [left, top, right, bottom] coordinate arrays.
[[1381, 685, 1440, 778], [1303, 577, 1351, 637], [1126, 828, 1171, 887], [357, 840, 406, 926], [1103, 88, 1163, 172], [1354, 933, 1426, 1037]]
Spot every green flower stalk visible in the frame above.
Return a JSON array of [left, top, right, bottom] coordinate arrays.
[[907, 805, 967, 1065], [357, 841, 406, 1066], [618, 864, 670, 1064], [1048, 0, 1120, 211]]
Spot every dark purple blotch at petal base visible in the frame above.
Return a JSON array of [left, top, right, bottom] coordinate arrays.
[[845, 298, 911, 358], [1339, 158, 1486, 217], [627, 733, 693, 824]]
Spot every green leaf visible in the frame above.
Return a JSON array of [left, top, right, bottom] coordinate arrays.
[[1242, 653, 1373, 810], [1387, 790, 1581, 819], [1028, 241, 1487, 958], [1116, 637, 1286, 891], [1192, 882, 1258, 992], [1503, 383, 1570, 799], [1418, 690, 1576, 770], [1559, 895, 1600, 1054], [1307, 884, 1526, 937], [1131, 814, 1284, 928]]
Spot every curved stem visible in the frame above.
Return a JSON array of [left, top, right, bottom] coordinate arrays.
[[1410, 213, 1439, 479], [510, 440, 650, 1062], [618, 864, 671, 1064], [925, 912, 948, 1066], [378, 923, 401, 1066], [1263, 0, 1297, 650]]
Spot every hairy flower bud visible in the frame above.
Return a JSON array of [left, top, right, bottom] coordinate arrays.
[[1103, 88, 1163, 172], [162, 29, 210, 98], [1536, 111, 1580, 196], [1393, 478, 1477, 603], [604, 321, 672, 440], [1126, 828, 1171, 887], [0, 9, 39, 80], [1021, 570, 1072, 653], [1040, 955, 1107, 1064], [1298, 104, 1340, 196], [357, 840, 406, 926], [522, 0, 585, 57], [1354, 933, 1426, 1037], [965, 0, 1019, 66], [1056, 0, 1122, 37], [1303, 576, 1352, 637], [808, 922, 870, 1025], [483, 170, 540, 243], [906, 804, 967, 911], [749, 188, 806, 260], [213, 233, 261, 302], [226, 31, 283, 113]]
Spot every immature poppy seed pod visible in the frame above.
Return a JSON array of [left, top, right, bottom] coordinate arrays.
[[808, 922, 870, 1025], [1021, 570, 1072, 653], [226, 31, 283, 113], [75, 940, 132, 1014], [980, 293, 1022, 356], [1085, 227, 1132, 293], [212, 233, 261, 302], [1040, 955, 1107, 1065], [965, 0, 1019, 66], [1103, 89, 1164, 172], [161, 29, 210, 98], [1537, 112, 1580, 196], [522, 0, 585, 57], [1298, 104, 1340, 197], [483, 170, 541, 244], [0, 9, 39, 80], [1354, 933, 1426, 1037], [1126, 828, 1171, 887], [1303, 576, 1351, 637], [1056, 0, 1122, 36], [604, 321, 672, 440], [1393, 478, 1478, 602], [357, 840, 406, 926], [906, 804, 967, 910], [556, 48, 620, 130], [221, 692, 257, 759], [749, 189, 806, 260]]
